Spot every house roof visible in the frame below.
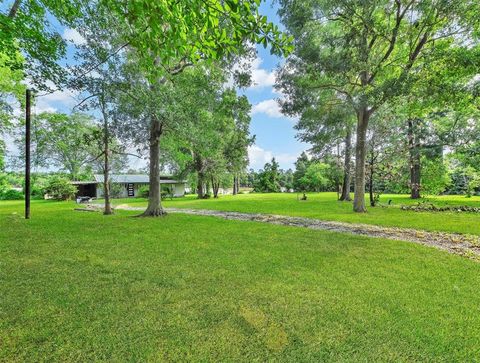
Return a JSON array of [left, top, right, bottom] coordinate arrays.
[[93, 174, 185, 184], [71, 181, 97, 185]]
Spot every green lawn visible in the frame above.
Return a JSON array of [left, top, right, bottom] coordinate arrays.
[[120, 192, 480, 235], [1, 200, 480, 361]]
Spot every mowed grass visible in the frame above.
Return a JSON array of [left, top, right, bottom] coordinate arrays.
[[117, 192, 480, 235], [1, 200, 480, 361]]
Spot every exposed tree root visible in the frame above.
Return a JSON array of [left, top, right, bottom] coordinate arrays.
[[137, 207, 167, 217]]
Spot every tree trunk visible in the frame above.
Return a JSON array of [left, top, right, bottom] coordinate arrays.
[[339, 128, 352, 201], [71, 165, 79, 181], [233, 175, 238, 195], [369, 153, 375, 207], [194, 154, 205, 199], [103, 117, 113, 215], [408, 120, 421, 199], [205, 180, 210, 196], [353, 109, 370, 212], [141, 115, 165, 217], [236, 175, 240, 194], [369, 176, 374, 206], [212, 176, 219, 198], [197, 172, 204, 199], [8, 0, 21, 18]]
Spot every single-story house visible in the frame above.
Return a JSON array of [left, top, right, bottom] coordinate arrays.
[[72, 174, 186, 198]]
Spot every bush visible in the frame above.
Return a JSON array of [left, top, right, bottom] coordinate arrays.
[[161, 186, 174, 200], [31, 183, 46, 200], [0, 189, 24, 200], [45, 176, 77, 201], [110, 182, 125, 199], [138, 185, 149, 198]]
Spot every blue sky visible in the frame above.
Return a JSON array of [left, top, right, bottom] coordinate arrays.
[[8, 1, 309, 171], [243, 2, 309, 170]]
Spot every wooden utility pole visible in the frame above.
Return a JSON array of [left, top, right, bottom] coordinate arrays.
[[25, 89, 31, 219]]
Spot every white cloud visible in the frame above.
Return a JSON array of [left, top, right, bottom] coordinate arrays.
[[251, 99, 283, 118], [35, 105, 57, 113], [248, 145, 274, 169], [40, 88, 77, 104], [4, 133, 17, 155], [248, 144, 299, 170], [18, 79, 78, 113], [249, 57, 276, 89], [127, 155, 148, 171], [276, 153, 299, 165], [63, 28, 87, 46], [34, 81, 78, 113], [226, 56, 276, 90], [34, 91, 73, 113]]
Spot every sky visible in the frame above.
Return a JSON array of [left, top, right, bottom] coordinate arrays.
[[241, 2, 309, 170], [7, 1, 309, 171]]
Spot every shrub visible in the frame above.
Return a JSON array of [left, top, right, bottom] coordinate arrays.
[[45, 176, 77, 200], [31, 183, 46, 200], [1, 189, 24, 200], [138, 185, 149, 198], [109, 182, 124, 199], [161, 186, 174, 200]]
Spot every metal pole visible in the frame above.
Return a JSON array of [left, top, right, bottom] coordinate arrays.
[[25, 89, 31, 219]]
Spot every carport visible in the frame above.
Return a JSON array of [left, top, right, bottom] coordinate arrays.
[[72, 181, 97, 198]]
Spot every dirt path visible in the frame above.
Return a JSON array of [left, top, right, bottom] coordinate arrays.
[[85, 204, 480, 260]]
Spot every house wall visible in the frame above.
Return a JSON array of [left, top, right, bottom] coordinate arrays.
[[96, 186, 105, 198], [173, 183, 185, 197]]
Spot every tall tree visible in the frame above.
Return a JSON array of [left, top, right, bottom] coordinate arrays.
[[254, 158, 281, 193], [221, 91, 253, 196], [277, 0, 480, 212], [15, 112, 95, 179], [366, 111, 405, 206], [452, 81, 480, 185], [161, 65, 252, 199], [290, 97, 355, 201], [293, 152, 311, 192], [70, 4, 130, 214], [97, 0, 291, 216], [175, 65, 231, 199]]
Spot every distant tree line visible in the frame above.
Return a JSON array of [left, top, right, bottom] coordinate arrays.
[[244, 140, 480, 202]]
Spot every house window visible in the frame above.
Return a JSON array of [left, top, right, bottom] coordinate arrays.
[[127, 183, 135, 197]]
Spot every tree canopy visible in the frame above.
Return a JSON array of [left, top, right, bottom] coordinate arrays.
[[277, 0, 480, 211], [1, 0, 82, 88]]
